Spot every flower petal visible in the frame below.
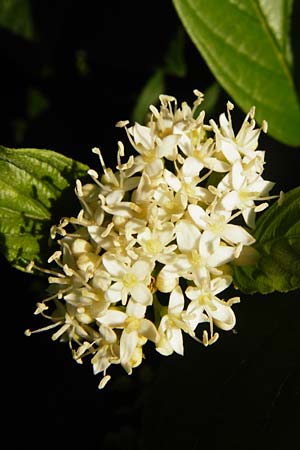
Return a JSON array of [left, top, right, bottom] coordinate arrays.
[[102, 254, 126, 277], [97, 309, 127, 327], [130, 283, 152, 305], [126, 299, 146, 318], [175, 219, 200, 253], [104, 281, 123, 303], [208, 298, 236, 331], [132, 259, 153, 281], [222, 224, 255, 245], [120, 330, 138, 367], [168, 285, 184, 315], [188, 204, 208, 230], [139, 318, 159, 343], [167, 326, 184, 355], [182, 156, 203, 177]]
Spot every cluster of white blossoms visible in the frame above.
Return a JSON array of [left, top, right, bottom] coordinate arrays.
[[26, 90, 275, 388]]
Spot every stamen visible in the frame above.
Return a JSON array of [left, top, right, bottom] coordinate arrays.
[[25, 320, 63, 336], [115, 120, 129, 128], [92, 147, 106, 172], [48, 251, 62, 264], [99, 374, 111, 389], [262, 120, 268, 133]]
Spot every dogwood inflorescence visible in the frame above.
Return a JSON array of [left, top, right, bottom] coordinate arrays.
[[26, 90, 275, 388]]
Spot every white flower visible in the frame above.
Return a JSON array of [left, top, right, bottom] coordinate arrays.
[[97, 300, 159, 374], [174, 219, 237, 282], [218, 161, 275, 227], [210, 102, 267, 163], [185, 276, 238, 332], [153, 182, 187, 222], [181, 137, 230, 177], [124, 122, 179, 177], [188, 204, 255, 246], [102, 253, 154, 306], [26, 89, 275, 388], [156, 286, 197, 356], [164, 168, 213, 203], [136, 222, 176, 262]]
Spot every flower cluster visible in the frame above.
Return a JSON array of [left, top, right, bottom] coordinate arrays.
[[26, 90, 275, 388]]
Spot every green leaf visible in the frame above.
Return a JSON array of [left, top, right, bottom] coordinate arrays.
[[232, 186, 300, 294], [131, 69, 165, 124], [0, 0, 34, 40], [164, 26, 187, 78], [0, 146, 89, 271], [172, 0, 300, 146]]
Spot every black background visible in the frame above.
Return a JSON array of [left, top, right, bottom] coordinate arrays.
[[1, 1, 300, 449]]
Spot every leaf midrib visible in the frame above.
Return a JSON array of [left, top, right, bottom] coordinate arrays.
[[252, 0, 294, 89]]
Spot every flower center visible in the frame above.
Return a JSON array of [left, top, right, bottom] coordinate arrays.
[[123, 273, 138, 289], [189, 249, 202, 267], [145, 238, 162, 255], [143, 148, 157, 163], [125, 316, 140, 333], [208, 216, 226, 235], [198, 292, 211, 306]]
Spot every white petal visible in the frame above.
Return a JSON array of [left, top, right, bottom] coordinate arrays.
[[217, 136, 239, 163], [182, 157, 203, 177], [188, 204, 209, 230], [139, 319, 159, 343], [219, 112, 234, 139], [157, 222, 174, 245], [157, 134, 179, 159], [97, 309, 127, 327], [242, 207, 256, 228], [184, 305, 207, 330], [168, 285, 184, 315], [132, 259, 153, 281], [167, 327, 184, 355], [126, 299, 146, 318], [175, 219, 200, 253], [130, 283, 153, 305], [231, 161, 244, 191], [207, 245, 236, 267], [102, 254, 126, 277], [220, 191, 240, 211], [120, 330, 138, 365], [132, 123, 152, 148], [185, 287, 201, 301], [104, 281, 123, 303], [146, 158, 164, 177], [106, 189, 124, 205], [206, 156, 230, 172], [99, 324, 117, 343], [210, 276, 232, 295], [249, 177, 274, 196], [208, 299, 236, 330], [222, 224, 255, 245], [156, 335, 174, 356], [164, 169, 181, 192], [156, 268, 178, 293]]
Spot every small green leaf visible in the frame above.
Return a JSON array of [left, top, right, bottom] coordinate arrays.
[[0, 146, 89, 271], [164, 27, 187, 78], [172, 0, 300, 146], [232, 186, 300, 294], [131, 69, 165, 124], [0, 0, 34, 40]]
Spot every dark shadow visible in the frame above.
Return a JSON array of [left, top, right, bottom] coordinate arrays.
[[291, 0, 300, 99]]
